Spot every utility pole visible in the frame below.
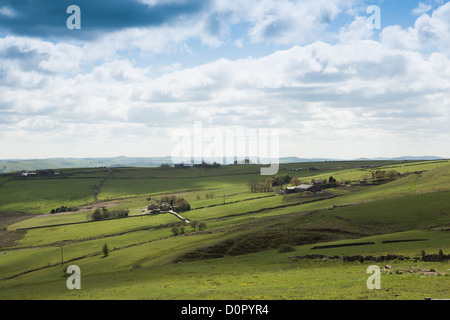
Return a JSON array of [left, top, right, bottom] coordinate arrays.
[[61, 247, 64, 266]]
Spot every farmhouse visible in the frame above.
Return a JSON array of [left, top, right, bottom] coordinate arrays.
[[311, 179, 325, 185], [234, 159, 251, 165], [21, 171, 36, 177], [285, 184, 320, 194], [175, 163, 191, 168]]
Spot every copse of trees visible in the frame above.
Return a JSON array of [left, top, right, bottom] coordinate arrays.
[[372, 170, 401, 184], [174, 197, 191, 213], [273, 174, 292, 189], [248, 178, 274, 193], [321, 176, 338, 189], [171, 221, 206, 236], [248, 174, 292, 193], [50, 205, 78, 214], [86, 207, 129, 221]]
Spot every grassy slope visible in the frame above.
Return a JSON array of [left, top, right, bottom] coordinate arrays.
[[0, 161, 449, 299]]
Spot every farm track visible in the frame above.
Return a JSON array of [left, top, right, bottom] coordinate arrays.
[[94, 168, 113, 203]]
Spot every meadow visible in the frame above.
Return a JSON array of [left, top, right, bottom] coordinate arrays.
[[0, 159, 449, 300]]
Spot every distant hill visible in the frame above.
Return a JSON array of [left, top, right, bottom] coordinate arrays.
[[0, 155, 446, 173], [0, 156, 173, 173]]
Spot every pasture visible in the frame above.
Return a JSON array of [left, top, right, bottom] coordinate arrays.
[[0, 159, 449, 300]]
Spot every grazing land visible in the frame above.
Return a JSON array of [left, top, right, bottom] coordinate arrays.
[[0, 159, 449, 300]]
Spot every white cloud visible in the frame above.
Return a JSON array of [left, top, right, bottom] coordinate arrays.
[[412, 2, 432, 16], [336, 16, 374, 43], [381, 2, 450, 53], [2, 33, 450, 158]]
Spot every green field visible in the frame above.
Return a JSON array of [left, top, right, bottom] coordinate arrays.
[[0, 160, 449, 300]]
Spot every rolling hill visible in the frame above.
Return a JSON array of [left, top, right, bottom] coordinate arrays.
[[0, 159, 449, 300]]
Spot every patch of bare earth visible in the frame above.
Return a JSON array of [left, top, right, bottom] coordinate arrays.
[[0, 212, 32, 248]]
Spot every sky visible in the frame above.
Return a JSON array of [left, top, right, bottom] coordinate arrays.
[[1, 0, 450, 160]]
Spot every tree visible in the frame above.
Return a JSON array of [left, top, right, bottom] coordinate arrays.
[[102, 243, 109, 257], [248, 180, 257, 193], [264, 178, 275, 192], [171, 226, 180, 236], [373, 170, 387, 184], [274, 174, 292, 189], [198, 222, 207, 231], [174, 197, 191, 213], [91, 208, 102, 221], [290, 177, 301, 186], [190, 220, 199, 232], [386, 170, 400, 181]]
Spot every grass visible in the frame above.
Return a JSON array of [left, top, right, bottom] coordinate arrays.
[[1, 245, 448, 300], [0, 160, 449, 300], [0, 179, 98, 214]]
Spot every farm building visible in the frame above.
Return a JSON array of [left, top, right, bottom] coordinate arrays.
[[234, 159, 252, 165], [285, 184, 320, 194], [175, 163, 191, 168]]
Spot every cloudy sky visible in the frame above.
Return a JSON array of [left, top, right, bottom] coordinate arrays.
[[1, 0, 450, 160]]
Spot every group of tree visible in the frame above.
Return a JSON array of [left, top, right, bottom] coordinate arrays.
[[148, 195, 191, 213], [249, 173, 293, 193], [171, 220, 207, 236], [248, 178, 275, 193], [50, 206, 78, 214], [372, 170, 401, 184], [321, 176, 338, 189], [290, 177, 302, 186], [86, 207, 129, 221], [204, 192, 215, 199], [192, 161, 220, 168]]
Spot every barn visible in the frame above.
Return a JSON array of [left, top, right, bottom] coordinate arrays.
[[285, 184, 319, 194]]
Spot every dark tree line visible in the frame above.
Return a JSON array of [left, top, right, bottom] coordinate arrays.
[[86, 207, 129, 221]]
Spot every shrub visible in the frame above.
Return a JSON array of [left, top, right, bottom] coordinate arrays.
[[174, 197, 191, 213], [171, 226, 180, 236], [131, 263, 142, 269], [278, 244, 295, 253]]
